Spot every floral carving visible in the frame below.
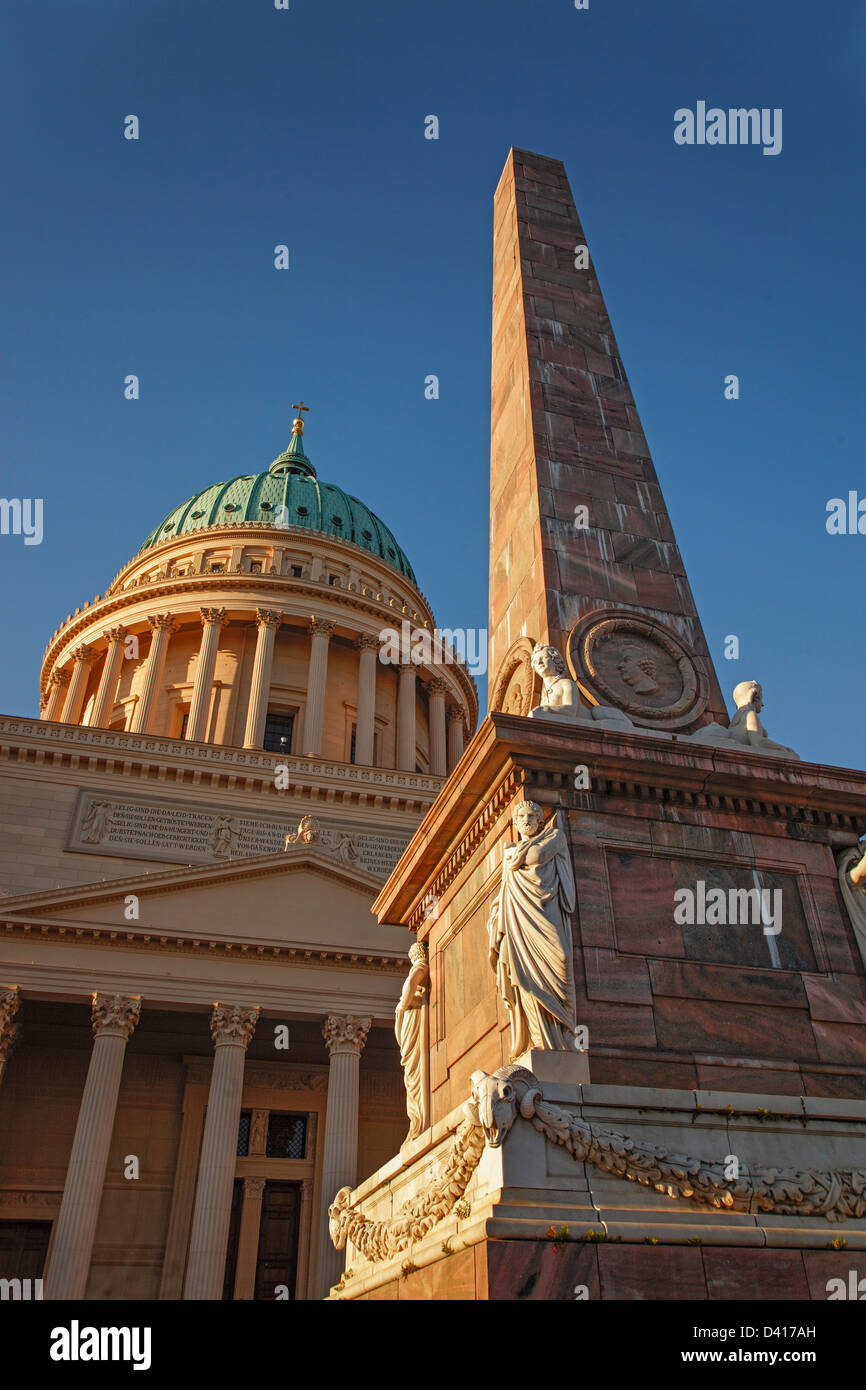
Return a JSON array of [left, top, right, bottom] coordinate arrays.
[[91, 992, 141, 1039]]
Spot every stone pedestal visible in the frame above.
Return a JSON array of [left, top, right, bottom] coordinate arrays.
[[44, 993, 141, 1300]]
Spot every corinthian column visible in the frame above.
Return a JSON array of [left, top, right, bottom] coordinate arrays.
[[90, 626, 128, 728], [43, 993, 142, 1300], [0, 986, 21, 1088], [62, 645, 98, 725], [302, 618, 335, 756], [353, 634, 379, 766], [42, 668, 71, 721], [447, 705, 465, 770], [396, 662, 417, 771], [130, 614, 177, 734], [243, 610, 281, 749], [186, 608, 227, 742], [183, 1003, 260, 1300], [428, 677, 448, 777], [316, 1013, 371, 1297]]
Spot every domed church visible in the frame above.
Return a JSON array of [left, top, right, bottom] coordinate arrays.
[[0, 405, 477, 1300]]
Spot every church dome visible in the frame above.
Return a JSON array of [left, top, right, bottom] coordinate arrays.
[[138, 427, 416, 583]]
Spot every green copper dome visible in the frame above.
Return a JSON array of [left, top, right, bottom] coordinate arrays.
[[138, 427, 416, 583]]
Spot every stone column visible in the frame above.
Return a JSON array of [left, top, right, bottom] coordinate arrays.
[[316, 1014, 371, 1297], [0, 986, 21, 1088], [243, 610, 282, 749], [42, 668, 70, 721], [447, 705, 465, 770], [186, 608, 227, 743], [90, 626, 128, 728], [302, 618, 335, 756], [296, 1177, 315, 1299], [428, 677, 448, 777], [61, 644, 98, 725], [396, 662, 417, 771], [130, 614, 177, 734], [233, 1176, 266, 1300], [353, 634, 379, 766], [43, 993, 142, 1300], [183, 1003, 260, 1300]]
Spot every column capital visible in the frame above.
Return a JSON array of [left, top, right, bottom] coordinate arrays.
[[0, 986, 21, 1062], [354, 633, 380, 653], [200, 607, 229, 628], [147, 613, 178, 633], [210, 1002, 260, 1049], [428, 676, 449, 698], [447, 704, 465, 725], [91, 992, 141, 1040], [71, 643, 98, 666], [398, 660, 418, 677], [102, 625, 128, 645], [310, 617, 335, 639], [243, 1176, 267, 1199], [255, 608, 282, 632], [322, 1013, 371, 1057], [49, 667, 71, 689]]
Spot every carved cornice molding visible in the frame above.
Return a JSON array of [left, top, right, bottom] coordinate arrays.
[[0, 917, 408, 973], [91, 992, 141, 1040], [210, 1002, 260, 1048], [322, 1014, 372, 1057]]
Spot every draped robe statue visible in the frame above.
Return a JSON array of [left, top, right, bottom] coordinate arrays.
[[838, 842, 866, 975], [395, 941, 429, 1142], [487, 803, 577, 1057]]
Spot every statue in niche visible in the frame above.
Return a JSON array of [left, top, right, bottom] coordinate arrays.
[[687, 680, 799, 759], [395, 941, 429, 1142], [80, 801, 115, 844], [838, 839, 866, 973], [487, 802, 578, 1057], [528, 644, 634, 727]]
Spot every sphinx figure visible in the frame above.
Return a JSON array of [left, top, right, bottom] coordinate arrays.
[[527, 644, 634, 728], [395, 941, 429, 1142], [487, 802, 577, 1057], [686, 680, 799, 759], [838, 841, 866, 974]]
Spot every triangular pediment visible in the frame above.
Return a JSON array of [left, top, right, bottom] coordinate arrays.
[[0, 851, 411, 956]]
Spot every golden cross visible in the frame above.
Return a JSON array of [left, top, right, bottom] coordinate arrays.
[[291, 399, 310, 436], [292, 400, 309, 418]]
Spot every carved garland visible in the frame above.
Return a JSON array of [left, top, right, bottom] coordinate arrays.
[[328, 1066, 866, 1264]]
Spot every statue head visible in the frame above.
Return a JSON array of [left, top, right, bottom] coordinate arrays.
[[733, 680, 762, 713], [408, 941, 428, 967], [531, 643, 566, 679], [512, 800, 545, 840], [616, 644, 660, 695]]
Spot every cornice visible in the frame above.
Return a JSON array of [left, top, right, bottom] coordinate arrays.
[[0, 716, 442, 812], [0, 916, 408, 972], [374, 713, 866, 926]]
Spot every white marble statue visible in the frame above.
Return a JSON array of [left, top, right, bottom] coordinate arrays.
[[686, 680, 799, 759], [395, 941, 429, 1142], [527, 644, 635, 728], [838, 841, 866, 974], [487, 802, 578, 1057]]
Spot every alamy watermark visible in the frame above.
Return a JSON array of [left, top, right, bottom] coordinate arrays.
[[0, 497, 43, 545], [674, 880, 782, 935], [674, 103, 782, 156], [379, 619, 487, 677]]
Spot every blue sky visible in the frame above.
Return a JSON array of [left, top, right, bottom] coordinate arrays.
[[1, 0, 863, 768]]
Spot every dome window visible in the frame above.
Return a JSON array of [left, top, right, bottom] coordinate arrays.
[[387, 547, 396, 558], [297, 506, 309, 517], [362, 529, 373, 542], [224, 503, 239, 513], [260, 501, 272, 511], [190, 510, 205, 519], [163, 523, 174, 532], [332, 516, 343, 528]]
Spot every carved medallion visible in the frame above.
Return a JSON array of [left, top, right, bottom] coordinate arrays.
[[489, 637, 542, 717], [566, 612, 708, 730]]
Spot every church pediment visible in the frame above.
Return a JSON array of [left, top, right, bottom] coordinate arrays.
[[0, 850, 411, 956]]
